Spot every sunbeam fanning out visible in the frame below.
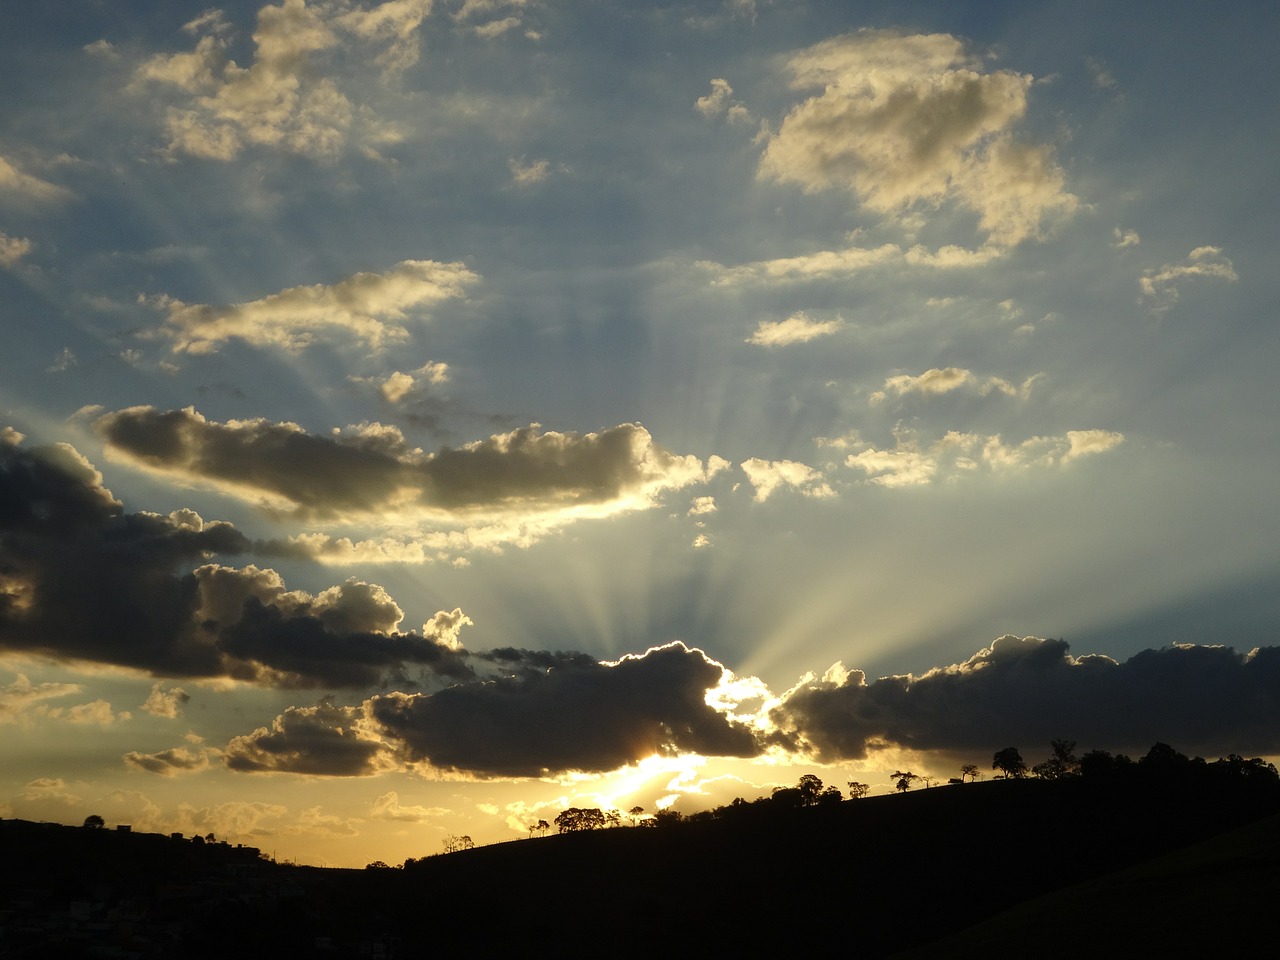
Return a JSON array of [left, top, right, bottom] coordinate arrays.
[[1, 1, 1278, 872]]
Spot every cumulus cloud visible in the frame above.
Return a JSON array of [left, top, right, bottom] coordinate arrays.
[[0, 431, 472, 687], [133, 0, 432, 160], [370, 642, 760, 777], [508, 156, 558, 186], [1140, 246, 1238, 308], [0, 232, 33, 267], [65, 699, 129, 725], [695, 78, 752, 123], [225, 700, 397, 775], [146, 259, 478, 354], [740, 458, 834, 502], [370, 790, 447, 821], [124, 745, 215, 776], [95, 406, 710, 523], [1113, 227, 1140, 248], [843, 428, 1123, 486], [758, 30, 1077, 246], [0, 674, 83, 724], [770, 636, 1280, 760], [141, 683, 190, 718], [222, 643, 762, 779], [747, 312, 842, 346], [869, 367, 1037, 404], [361, 362, 451, 403]]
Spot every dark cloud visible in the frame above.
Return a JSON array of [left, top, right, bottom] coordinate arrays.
[[0, 432, 470, 688], [123, 746, 212, 776], [94, 406, 707, 520], [369, 642, 761, 777], [225, 701, 393, 776], [226, 643, 762, 779], [771, 635, 1280, 760]]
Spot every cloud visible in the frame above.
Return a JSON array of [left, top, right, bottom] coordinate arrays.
[[769, 636, 1280, 760], [1112, 227, 1140, 248], [0, 431, 472, 687], [508, 156, 551, 186], [95, 406, 710, 524], [843, 428, 1124, 486], [0, 673, 83, 724], [223, 643, 763, 779], [369, 642, 761, 777], [356, 362, 451, 404], [0, 155, 74, 205], [141, 683, 190, 718], [146, 259, 478, 354], [65, 699, 129, 725], [740, 458, 834, 502], [133, 0, 432, 160], [226, 700, 398, 775], [370, 790, 447, 821], [695, 78, 752, 124], [699, 241, 1003, 285], [869, 367, 1036, 404], [124, 745, 214, 776], [747, 312, 842, 346], [757, 30, 1077, 246], [1140, 246, 1238, 307], [0, 231, 33, 267]]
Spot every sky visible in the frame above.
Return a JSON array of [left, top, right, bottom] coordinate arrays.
[[2, 0, 1278, 867]]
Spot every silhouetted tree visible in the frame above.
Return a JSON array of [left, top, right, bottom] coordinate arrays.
[[628, 806, 645, 825], [535, 818, 550, 837], [365, 860, 391, 870], [604, 810, 622, 828], [555, 808, 606, 833], [847, 781, 870, 799], [992, 747, 1027, 779], [960, 764, 981, 783], [796, 774, 825, 806], [1033, 739, 1081, 780], [891, 771, 918, 792], [82, 814, 105, 829], [918, 774, 938, 789], [442, 834, 474, 853]]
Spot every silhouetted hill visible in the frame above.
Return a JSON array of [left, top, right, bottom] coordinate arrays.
[[3, 758, 1277, 956]]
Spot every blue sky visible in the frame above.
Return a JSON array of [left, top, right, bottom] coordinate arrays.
[[2, 0, 1277, 865]]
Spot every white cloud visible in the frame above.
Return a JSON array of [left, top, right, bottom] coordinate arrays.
[[844, 428, 1125, 486], [148, 259, 478, 354], [757, 30, 1077, 246], [747, 312, 842, 346], [1140, 246, 1238, 307], [869, 367, 1037, 404], [696, 78, 752, 123], [141, 683, 190, 719], [134, 0, 432, 160], [700, 241, 1002, 286], [65, 699, 129, 725], [1113, 227, 1141, 248], [740, 458, 835, 502], [508, 156, 552, 186], [0, 232, 32, 268], [0, 155, 74, 205], [0, 674, 83, 725]]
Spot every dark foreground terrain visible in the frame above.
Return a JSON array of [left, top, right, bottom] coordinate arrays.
[[3, 758, 1278, 957]]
